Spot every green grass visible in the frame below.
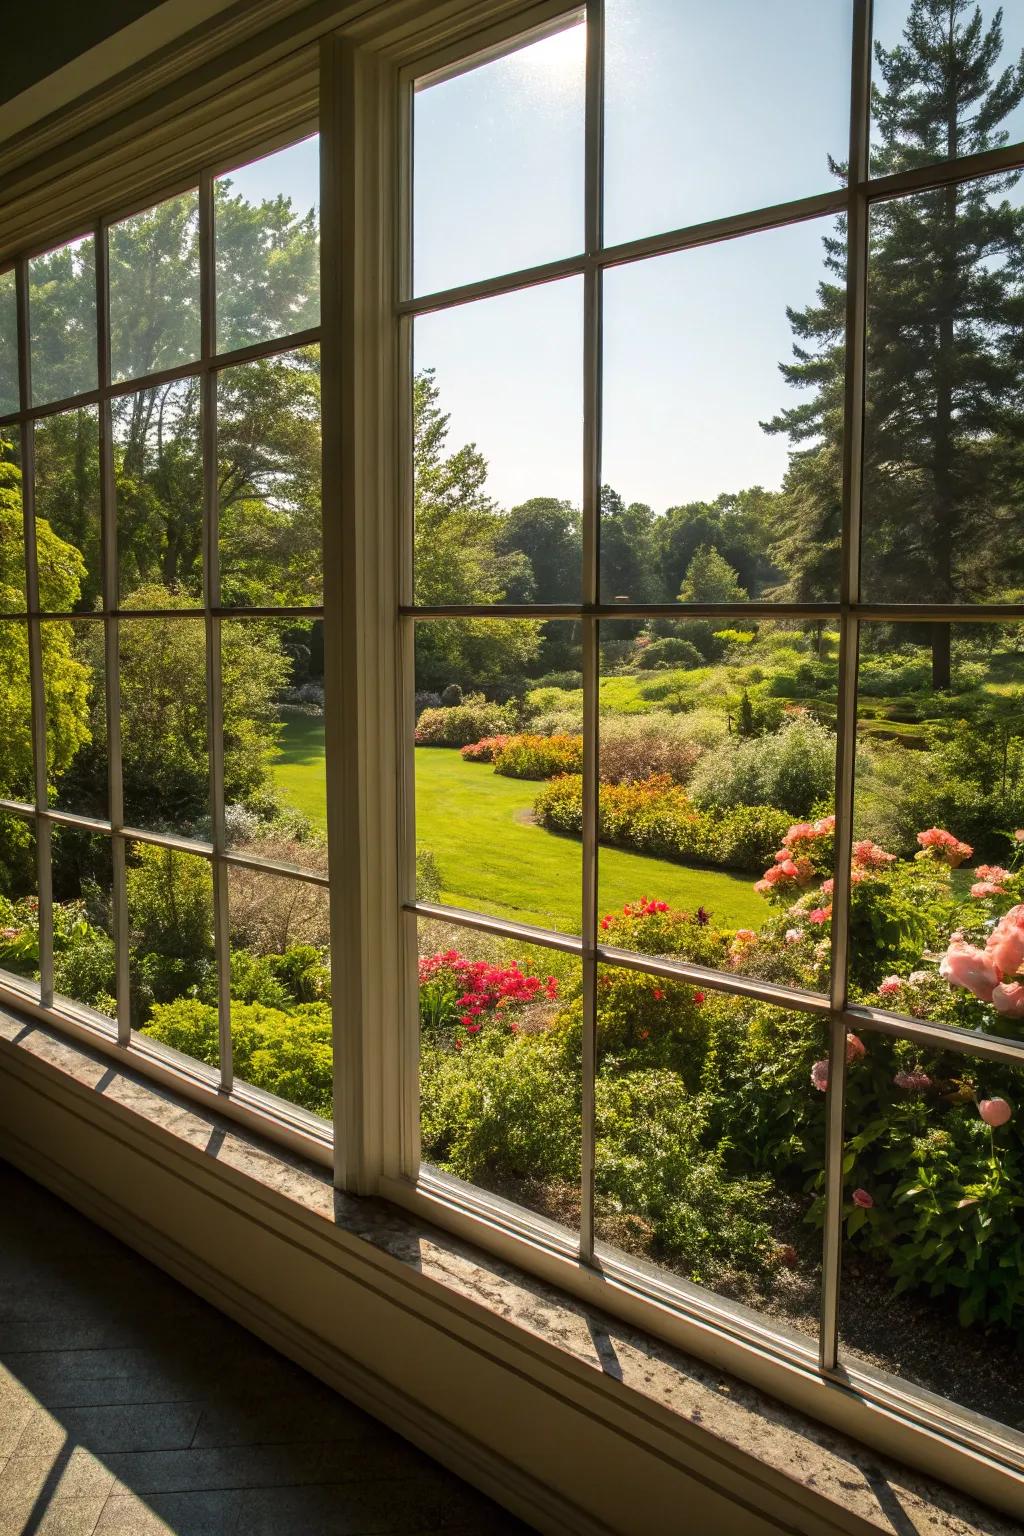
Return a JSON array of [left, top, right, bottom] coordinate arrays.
[[272, 718, 766, 933]]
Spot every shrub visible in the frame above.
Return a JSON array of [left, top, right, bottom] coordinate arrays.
[[535, 670, 583, 690], [599, 710, 726, 785], [459, 735, 510, 763], [636, 637, 703, 671], [144, 998, 333, 1118], [533, 774, 790, 872], [415, 848, 441, 901], [414, 694, 515, 747], [227, 859, 330, 952], [493, 733, 583, 779], [414, 690, 441, 719], [690, 715, 836, 818], [441, 683, 463, 706]]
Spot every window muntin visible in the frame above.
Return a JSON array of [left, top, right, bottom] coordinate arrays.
[[0, 134, 327, 1122], [403, 0, 1024, 1468], [0, 270, 18, 416]]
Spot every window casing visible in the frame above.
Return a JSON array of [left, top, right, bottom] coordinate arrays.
[[0, 0, 1022, 1514]]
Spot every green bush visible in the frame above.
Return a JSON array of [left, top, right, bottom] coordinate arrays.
[[636, 637, 703, 671], [414, 693, 515, 747], [533, 774, 790, 873], [689, 716, 836, 818], [492, 733, 583, 779]]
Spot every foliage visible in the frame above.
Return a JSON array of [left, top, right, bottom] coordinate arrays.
[[414, 694, 516, 747], [635, 637, 704, 671], [677, 543, 748, 605], [689, 715, 836, 818], [492, 733, 583, 780], [533, 773, 791, 872]]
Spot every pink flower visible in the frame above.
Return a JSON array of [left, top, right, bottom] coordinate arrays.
[[894, 1070, 931, 1093], [986, 905, 1024, 978], [852, 839, 896, 869], [939, 937, 1001, 1002], [878, 975, 902, 997], [979, 1097, 1012, 1127], [992, 981, 1024, 1018], [820, 878, 834, 896], [733, 928, 756, 944], [813, 815, 836, 835], [810, 1059, 829, 1092], [852, 1189, 874, 1209], [784, 928, 802, 944], [754, 879, 772, 896], [976, 865, 1010, 884], [916, 827, 972, 868], [845, 1033, 866, 1063], [809, 906, 831, 925], [971, 882, 1005, 899]]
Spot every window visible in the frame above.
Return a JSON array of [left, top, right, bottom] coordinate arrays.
[[0, 135, 328, 1142], [3, 0, 1024, 1508], [401, 0, 1024, 1486]]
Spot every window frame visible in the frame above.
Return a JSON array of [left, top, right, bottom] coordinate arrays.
[[382, 0, 1024, 1504], [0, 0, 1022, 1514]]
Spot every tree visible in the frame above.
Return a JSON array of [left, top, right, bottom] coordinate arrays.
[[495, 497, 582, 603], [677, 544, 748, 604], [658, 489, 781, 601], [413, 368, 541, 691], [766, 1, 1024, 688], [599, 486, 661, 604]]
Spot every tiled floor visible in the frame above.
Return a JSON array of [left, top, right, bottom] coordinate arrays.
[[0, 1160, 533, 1535]]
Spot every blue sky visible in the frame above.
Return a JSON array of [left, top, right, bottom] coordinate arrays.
[[411, 1, 1024, 515]]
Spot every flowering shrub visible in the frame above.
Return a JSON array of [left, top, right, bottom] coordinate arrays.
[[418, 948, 558, 1041], [533, 774, 790, 872], [415, 695, 515, 747], [492, 733, 583, 780], [459, 735, 510, 763]]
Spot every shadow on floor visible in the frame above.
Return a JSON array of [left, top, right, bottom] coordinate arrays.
[[0, 1160, 533, 1535]]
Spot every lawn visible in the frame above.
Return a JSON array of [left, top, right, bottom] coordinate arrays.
[[272, 717, 767, 932]]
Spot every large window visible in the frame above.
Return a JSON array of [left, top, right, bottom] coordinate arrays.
[[403, 0, 1024, 1480], [3, 0, 1024, 1508], [0, 135, 329, 1141]]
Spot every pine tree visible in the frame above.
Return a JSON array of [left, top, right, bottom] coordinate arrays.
[[677, 543, 748, 604], [765, 1, 1024, 688]]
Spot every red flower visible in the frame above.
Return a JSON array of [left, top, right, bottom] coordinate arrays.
[[692, 990, 705, 1005], [652, 988, 665, 1001]]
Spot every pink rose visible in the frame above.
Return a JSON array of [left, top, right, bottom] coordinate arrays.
[[851, 1189, 874, 1209], [845, 1033, 866, 1063], [820, 878, 834, 896], [986, 905, 1024, 978], [810, 1059, 829, 1092], [992, 982, 1024, 1018], [979, 1098, 1012, 1127], [976, 865, 1010, 884], [939, 938, 1000, 1002]]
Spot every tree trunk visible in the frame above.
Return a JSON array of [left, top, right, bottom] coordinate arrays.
[[931, 621, 951, 691]]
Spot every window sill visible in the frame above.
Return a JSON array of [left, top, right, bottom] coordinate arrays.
[[0, 1003, 1017, 1536]]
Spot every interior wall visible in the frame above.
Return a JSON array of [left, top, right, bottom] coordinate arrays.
[[0, 1, 167, 104]]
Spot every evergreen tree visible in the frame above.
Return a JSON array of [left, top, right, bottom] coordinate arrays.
[[677, 543, 748, 604], [765, 1, 1024, 688]]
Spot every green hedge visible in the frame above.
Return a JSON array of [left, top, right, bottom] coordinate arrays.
[[533, 773, 790, 872]]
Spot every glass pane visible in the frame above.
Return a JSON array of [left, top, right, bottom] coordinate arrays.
[[113, 379, 202, 604], [215, 136, 320, 354], [0, 269, 17, 416], [129, 841, 216, 1057], [595, 963, 822, 1342], [871, 0, 1024, 172], [228, 865, 331, 1119], [415, 618, 581, 934], [413, 281, 583, 606], [840, 1035, 1024, 1433], [223, 618, 327, 874], [594, 621, 837, 989], [0, 812, 38, 988], [217, 346, 322, 607], [601, 218, 844, 604], [861, 171, 1024, 605], [108, 189, 201, 384], [29, 234, 97, 407], [52, 830, 115, 1020], [0, 622, 35, 803], [413, 21, 585, 296], [419, 916, 581, 1229], [43, 619, 106, 818], [852, 619, 1024, 1037], [34, 407, 101, 613], [603, 0, 851, 247], [119, 612, 208, 836], [0, 431, 26, 614]]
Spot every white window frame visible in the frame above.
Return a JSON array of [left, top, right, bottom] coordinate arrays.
[[0, 0, 1022, 1515]]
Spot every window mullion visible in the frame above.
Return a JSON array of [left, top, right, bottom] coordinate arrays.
[[820, 0, 872, 1378]]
